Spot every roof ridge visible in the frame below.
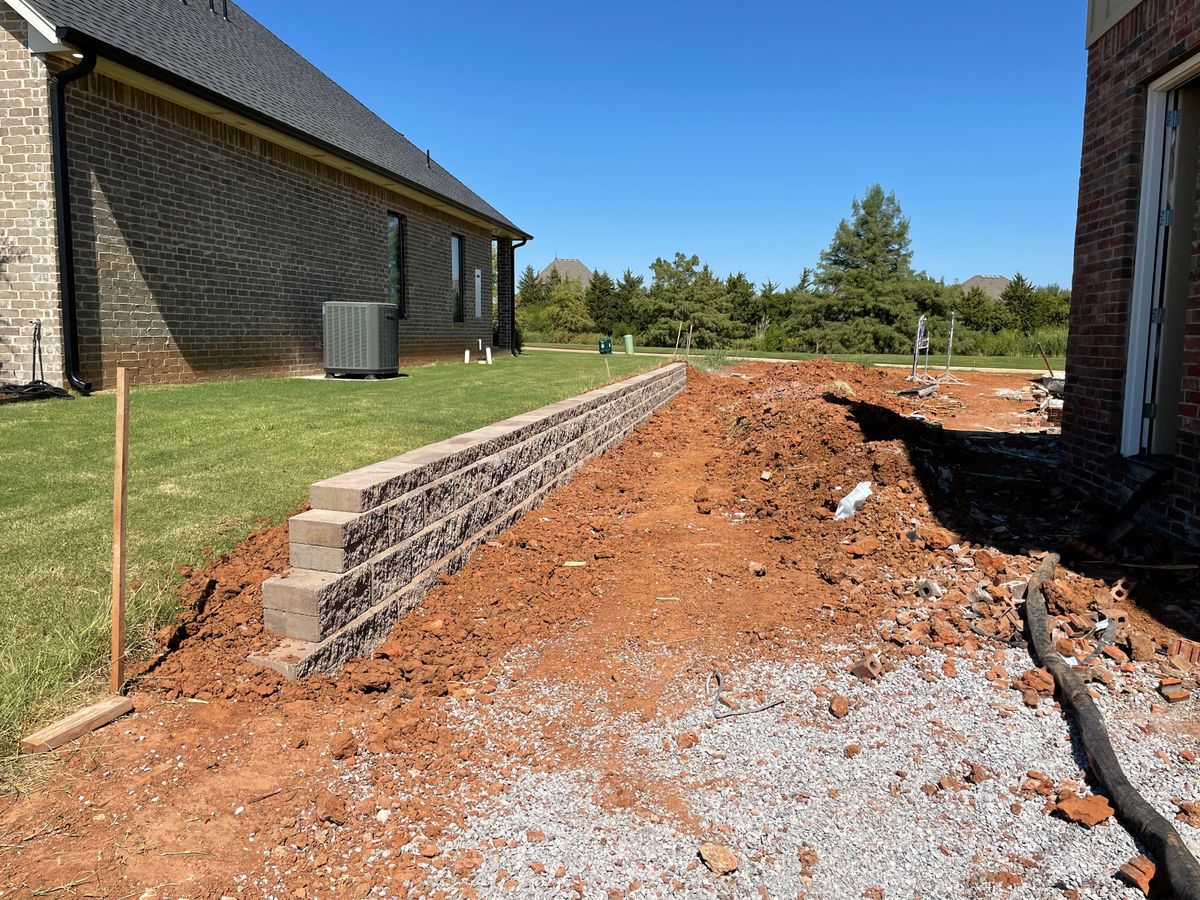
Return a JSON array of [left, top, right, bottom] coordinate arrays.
[[22, 0, 528, 238]]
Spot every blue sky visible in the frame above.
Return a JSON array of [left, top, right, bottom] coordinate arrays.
[[256, 0, 1087, 289]]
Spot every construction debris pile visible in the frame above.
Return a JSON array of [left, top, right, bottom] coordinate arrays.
[[988, 374, 1064, 430]]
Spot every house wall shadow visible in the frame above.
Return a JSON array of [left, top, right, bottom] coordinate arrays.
[[834, 394, 1199, 646]]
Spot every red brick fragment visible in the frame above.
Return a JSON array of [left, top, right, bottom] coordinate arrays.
[[1116, 854, 1156, 897], [850, 655, 882, 681], [1052, 792, 1114, 827], [1167, 636, 1200, 664]]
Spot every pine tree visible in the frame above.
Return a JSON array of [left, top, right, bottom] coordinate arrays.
[[544, 279, 595, 341], [800, 185, 918, 352], [958, 285, 1012, 334], [642, 253, 736, 348], [818, 184, 913, 288], [725, 272, 761, 336], [1031, 282, 1071, 328], [516, 264, 546, 308], [584, 270, 617, 335], [613, 269, 648, 334], [1001, 273, 1039, 334]]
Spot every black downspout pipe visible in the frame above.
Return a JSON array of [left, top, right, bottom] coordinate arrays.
[[510, 237, 527, 355], [50, 49, 97, 394]]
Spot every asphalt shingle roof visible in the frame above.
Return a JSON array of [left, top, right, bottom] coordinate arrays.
[[538, 258, 592, 288], [961, 275, 1011, 300], [25, 0, 527, 237]]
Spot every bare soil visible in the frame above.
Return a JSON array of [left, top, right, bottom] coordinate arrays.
[[2, 362, 1194, 899]]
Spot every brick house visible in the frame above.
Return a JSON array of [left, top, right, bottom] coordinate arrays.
[[0, 0, 530, 391], [1065, 0, 1200, 543]]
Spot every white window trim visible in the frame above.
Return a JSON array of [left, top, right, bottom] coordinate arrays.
[[1121, 54, 1200, 455]]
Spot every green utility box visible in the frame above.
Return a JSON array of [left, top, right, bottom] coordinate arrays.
[[623, 334, 634, 356], [598, 337, 613, 355]]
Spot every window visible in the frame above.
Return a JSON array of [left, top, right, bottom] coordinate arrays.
[[387, 212, 406, 318], [451, 233, 464, 322]]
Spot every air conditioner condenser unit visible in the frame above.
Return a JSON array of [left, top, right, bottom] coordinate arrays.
[[323, 301, 399, 377]]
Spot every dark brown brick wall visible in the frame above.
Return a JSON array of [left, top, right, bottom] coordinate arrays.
[[496, 237, 514, 349], [1064, 0, 1200, 542], [62, 70, 495, 389]]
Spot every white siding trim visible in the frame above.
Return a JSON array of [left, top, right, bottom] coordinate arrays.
[[2, 0, 65, 51]]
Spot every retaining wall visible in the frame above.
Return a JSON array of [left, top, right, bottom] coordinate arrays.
[[252, 363, 686, 678]]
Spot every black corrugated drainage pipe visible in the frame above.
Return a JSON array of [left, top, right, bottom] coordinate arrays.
[[50, 48, 97, 394], [1024, 554, 1200, 899], [511, 238, 527, 355]]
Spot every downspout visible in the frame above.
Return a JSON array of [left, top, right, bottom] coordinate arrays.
[[50, 49, 97, 394], [510, 238, 527, 356]]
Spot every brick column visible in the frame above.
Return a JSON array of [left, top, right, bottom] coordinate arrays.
[[0, 10, 62, 386], [495, 237, 514, 350]]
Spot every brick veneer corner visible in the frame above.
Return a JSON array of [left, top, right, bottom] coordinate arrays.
[[1063, 0, 1200, 544]]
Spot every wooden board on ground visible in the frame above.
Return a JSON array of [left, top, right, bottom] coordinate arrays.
[[19, 695, 134, 754]]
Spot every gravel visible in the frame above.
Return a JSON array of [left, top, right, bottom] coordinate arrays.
[[404, 639, 1199, 899]]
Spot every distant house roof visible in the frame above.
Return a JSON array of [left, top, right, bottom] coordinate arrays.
[[538, 258, 593, 288], [17, 0, 529, 239], [961, 275, 1011, 300]]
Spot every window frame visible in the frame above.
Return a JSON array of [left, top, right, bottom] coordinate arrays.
[[387, 211, 407, 319], [451, 232, 464, 323]]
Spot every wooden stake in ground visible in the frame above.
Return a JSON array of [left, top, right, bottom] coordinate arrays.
[[685, 324, 693, 358], [673, 321, 683, 357], [111, 367, 130, 694], [604, 355, 611, 381], [1036, 341, 1056, 377], [19, 373, 136, 755]]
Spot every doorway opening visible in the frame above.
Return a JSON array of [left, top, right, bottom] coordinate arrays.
[[1124, 68, 1200, 456]]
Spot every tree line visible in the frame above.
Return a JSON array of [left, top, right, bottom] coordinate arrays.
[[516, 185, 1070, 357]]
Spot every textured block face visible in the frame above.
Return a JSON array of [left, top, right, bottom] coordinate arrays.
[[252, 596, 399, 679], [387, 493, 426, 546], [261, 565, 372, 640], [370, 539, 419, 605], [260, 364, 687, 675], [423, 466, 484, 524]]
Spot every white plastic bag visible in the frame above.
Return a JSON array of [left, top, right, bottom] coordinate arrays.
[[834, 481, 873, 521]]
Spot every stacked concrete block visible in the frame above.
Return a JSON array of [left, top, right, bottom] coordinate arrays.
[[252, 363, 686, 678]]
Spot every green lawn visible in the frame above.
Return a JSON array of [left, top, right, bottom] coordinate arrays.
[[526, 342, 1066, 372], [0, 352, 660, 778]]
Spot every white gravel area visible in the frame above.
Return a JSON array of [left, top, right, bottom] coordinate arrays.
[[407, 640, 1200, 899]]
